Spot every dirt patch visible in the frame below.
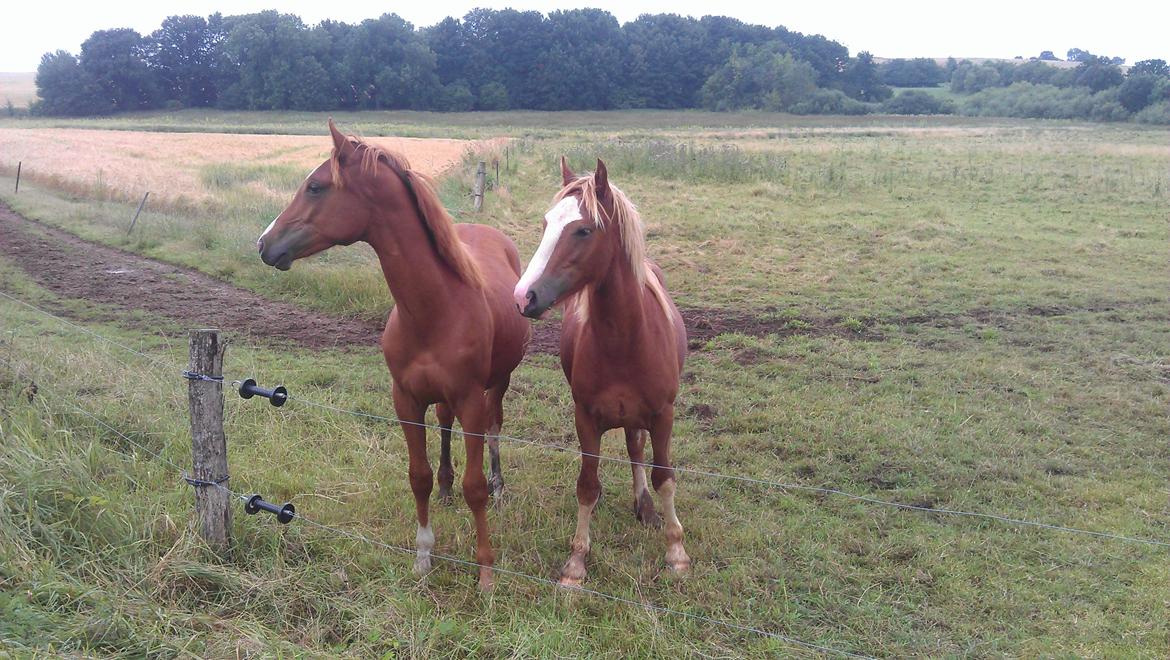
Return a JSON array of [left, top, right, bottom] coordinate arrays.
[[0, 203, 384, 350]]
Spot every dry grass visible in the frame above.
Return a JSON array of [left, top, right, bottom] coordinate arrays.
[[0, 72, 37, 108], [0, 128, 497, 206]]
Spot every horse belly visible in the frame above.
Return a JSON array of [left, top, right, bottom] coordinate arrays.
[[583, 385, 658, 430]]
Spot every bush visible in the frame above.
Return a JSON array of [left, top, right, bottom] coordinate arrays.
[[881, 90, 956, 115], [959, 82, 1131, 122], [789, 89, 873, 115], [1134, 101, 1170, 124]]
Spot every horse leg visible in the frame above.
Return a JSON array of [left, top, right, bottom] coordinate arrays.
[[454, 392, 495, 590], [485, 377, 508, 498], [625, 428, 661, 527], [393, 390, 435, 575], [436, 402, 456, 502], [649, 408, 690, 573], [560, 407, 602, 587]]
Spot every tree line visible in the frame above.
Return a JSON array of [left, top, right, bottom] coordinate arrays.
[[32, 10, 1168, 124], [33, 10, 892, 116]]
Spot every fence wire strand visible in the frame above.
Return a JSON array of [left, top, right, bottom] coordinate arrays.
[[3, 287, 1169, 552], [0, 353, 868, 659]]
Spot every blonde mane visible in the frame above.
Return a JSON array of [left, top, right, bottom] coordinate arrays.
[[557, 173, 675, 324], [331, 135, 484, 289], [554, 174, 646, 287]]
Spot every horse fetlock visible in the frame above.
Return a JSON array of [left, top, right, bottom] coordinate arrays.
[[634, 489, 662, 527]]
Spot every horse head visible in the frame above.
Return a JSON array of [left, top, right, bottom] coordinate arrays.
[[258, 119, 372, 270]]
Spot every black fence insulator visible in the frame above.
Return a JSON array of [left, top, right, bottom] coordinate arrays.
[[244, 494, 295, 524], [238, 378, 288, 407]]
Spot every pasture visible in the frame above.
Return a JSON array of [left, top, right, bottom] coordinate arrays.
[[1, 110, 1168, 657]]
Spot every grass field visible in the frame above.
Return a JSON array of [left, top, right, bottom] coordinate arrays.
[[1, 110, 1168, 657]]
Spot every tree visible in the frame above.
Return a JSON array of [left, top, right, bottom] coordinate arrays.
[[1118, 74, 1159, 112], [878, 58, 947, 87], [532, 9, 625, 110], [1067, 48, 1093, 62], [79, 28, 161, 112], [148, 15, 226, 107], [840, 51, 891, 101], [1130, 59, 1169, 78], [951, 62, 1002, 93], [700, 45, 818, 111], [1074, 56, 1124, 93], [33, 50, 105, 115], [621, 14, 708, 108], [1038, 50, 1059, 61]]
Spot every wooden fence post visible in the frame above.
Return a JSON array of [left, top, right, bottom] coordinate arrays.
[[14, 161, 20, 193], [127, 192, 149, 235], [187, 329, 231, 553], [473, 161, 486, 212]]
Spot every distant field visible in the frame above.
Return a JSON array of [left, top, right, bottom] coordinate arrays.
[[0, 127, 494, 207], [0, 72, 37, 108]]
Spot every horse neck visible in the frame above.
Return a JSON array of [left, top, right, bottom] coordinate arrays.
[[586, 248, 647, 337], [363, 192, 465, 326]]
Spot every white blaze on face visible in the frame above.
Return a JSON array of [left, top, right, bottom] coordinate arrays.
[[257, 217, 278, 249], [513, 197, 583, 307]]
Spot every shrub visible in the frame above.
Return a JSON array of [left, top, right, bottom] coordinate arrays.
[[789, 89, 873, 115], [881, 90, 956, 115]]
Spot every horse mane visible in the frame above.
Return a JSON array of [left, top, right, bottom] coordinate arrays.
[[557, 172, 678, 325], [554, 174, 646, 287], [331, 135, 485, 289]]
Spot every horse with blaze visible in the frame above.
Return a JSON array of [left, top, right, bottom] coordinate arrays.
[[257, 120, 530, 590], [514, 157, 691, 585]]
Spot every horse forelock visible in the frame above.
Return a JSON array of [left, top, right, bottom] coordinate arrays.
[[329, 134, 485, 289], [554, 175, 646, 287]]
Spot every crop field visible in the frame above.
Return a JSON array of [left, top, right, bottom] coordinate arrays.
[[0, 72, 36, 108], [0, 127, 495, 208], [1, 110, 1168, 657]]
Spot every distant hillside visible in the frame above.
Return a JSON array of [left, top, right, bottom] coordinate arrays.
[[875, 56, 1081, 69], [0, 72, 37, 108]]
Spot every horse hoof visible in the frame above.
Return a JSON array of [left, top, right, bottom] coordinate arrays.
[[487, 475, 504, 497], [558, 575, 584, 588], [478, 568, 495, 592], [437, 486, 454, 504], [634, 491, 661, 527], [414, 555, 432, 575], [666, 546, 691, 574]]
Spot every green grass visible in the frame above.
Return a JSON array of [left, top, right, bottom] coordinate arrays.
[[2, 110, 1169, 656]]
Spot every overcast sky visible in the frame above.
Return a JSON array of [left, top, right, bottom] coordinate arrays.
[[2, 0, 1166, 72]]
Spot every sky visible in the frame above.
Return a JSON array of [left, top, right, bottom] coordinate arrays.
[[3, 0, 1166, 72]]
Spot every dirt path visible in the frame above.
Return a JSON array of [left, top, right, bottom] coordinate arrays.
[[2, 203, 1146, 357], [0, 202, 877, 355]]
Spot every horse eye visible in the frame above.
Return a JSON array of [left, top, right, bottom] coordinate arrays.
[[307, 181, 322, 195], [574, 227, 592, 237]]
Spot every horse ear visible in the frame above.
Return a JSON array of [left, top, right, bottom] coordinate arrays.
[[560, 156, 575, 186], [594, 159, 609, 197], [328, 118, 352, 159]]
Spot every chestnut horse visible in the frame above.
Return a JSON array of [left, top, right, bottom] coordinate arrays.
[[513, 158, 690, 585], [259, 120, 530, 589]]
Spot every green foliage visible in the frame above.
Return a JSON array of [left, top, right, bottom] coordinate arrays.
[[476, 82, 510, 111], [960, 82, 1131, 121], [78, 29, 162, 113], [32, 51, 106, 116], [700, 46, 818, 112], [788, 89, 873, 115], [1074, 56, 1124, 93], [1134, 100, 1170, 124], [951, 62, 1002, 94], [878, 58, 947, 87], [1130, 59, 1169, 78], [881, 90, 956, 115]]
